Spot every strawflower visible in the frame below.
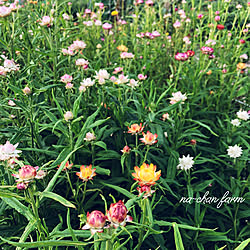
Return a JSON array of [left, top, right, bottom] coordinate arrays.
[[132, 163, 161, 186], [177, 155, 194, 171], [227, 145, 242, 158], [169, 91, 187, 104], [107, 200, 133, 228], [128, 123, 144, 134], [76, 164, 96, 182], [236, 110, 249, 120], [140, 131, 158, 145], [0, 141, 22, 161]]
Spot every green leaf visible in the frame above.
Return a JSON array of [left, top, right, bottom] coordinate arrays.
[[94, 141, 107, 150], [37, 191, 76, 209], [95, 166, 110, 176], [73, 92, 83, 117], [1, 197, 34, 221], [173, 223, 184, 250], [235, 238, 250, 250], [100, 182, 136, 199], [0, 190, 25, 200]]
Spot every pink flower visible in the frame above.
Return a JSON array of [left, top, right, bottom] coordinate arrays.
[[120, 52, 134, 59], [215, 16, 220, 21], [39, 16, 54, 26], [0, 141, 22, 161], [152, 31, 161, 37], [107, 200, 133, 228], [82, 210, 107, 234], [175, 52, 189, 61], [102, 23, 112, 30], [173, 20, 181, 28], [17, 182, 28, 190], [75, 59, 89, 69], [137, 185, 155, 199], [72, 40, 86, 50], [8, 100, 16, 106], [145, 0, 154, 6], [65, 83, 74, 89], [197, 14, 204, 19], [18, 165, 37, 181], [121, 146, 131, 154], [64, 111, 74, 121], [113, 67, 123, 74], [4, 59, 19, 71], [0, 6, 11, 18], [140, 131, 158, 145], [61, 74, 73, 83], [84, 132, 96, 141], [201, 46, 214, 55], [23, 87, 31, 95], [138, 74, 147, 80]]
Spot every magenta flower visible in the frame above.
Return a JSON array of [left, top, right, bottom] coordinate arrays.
[[175, 52, 189, 61]]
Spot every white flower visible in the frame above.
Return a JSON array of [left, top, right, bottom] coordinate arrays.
[[0, 141, 22, 161], [240, 54, 248, 60], [231, 119, 241, 127], [81, 78, 95, 87], [227, 145, 242, 158], [169, 91, 187, 104], [236, 110, 249, 121], [127, 79, 139, 89], [95, 69, 110, 84], [116, 74, 129, 84], [177, 155, 194, 171]]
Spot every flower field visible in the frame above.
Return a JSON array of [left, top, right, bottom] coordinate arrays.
[[0, 0, 249, 249]]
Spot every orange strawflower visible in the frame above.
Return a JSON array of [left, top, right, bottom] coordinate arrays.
[[236, 63, 246, 70], [140, 131, 158, 145], [76, 164, 96, 182], [117, 45, 128, 52], [57, 161, 73, 171], [132, 163, 161, 186], [128, 123, 144, 135]]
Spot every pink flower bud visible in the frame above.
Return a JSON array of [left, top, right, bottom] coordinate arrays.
[[214, 16, 220, 21], [107, 200, 132, 228], [19, 165, 37, 181], [121, 146, 131, 154], [17, 182, 28, 190], [82, 210, 107, 234]]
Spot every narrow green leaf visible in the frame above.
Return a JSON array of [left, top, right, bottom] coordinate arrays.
[[173, 223, 184, 250], [235, 239, 250, 250]]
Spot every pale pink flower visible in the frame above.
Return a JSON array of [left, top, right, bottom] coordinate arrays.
[[64, 111, 74, 121], [81, 78, 95, 87], [138, 74, 147, 80], [215, 16, 220, 21], [8, 100, 16, 106], [84, 132, 96, 141], [75, 59, 89, 69], [152, 31, 161, 38], [113, 67, 123, 74], [62, 13, 70, 20], [95, 69, 110, 84], [95, 20, 102, 26], [173, 20, 181, 28], [102, 23, 112, 30], [0, 6, 11, 18], [65, 83, 74, 89], [79, 85, 86, 92], [4, 59, 19, 71], [117, 74, 129, 84], [72, 40, 86, 50], [0, 141, 22, 161], [61, 74, 73, 83], [23, 87, 31, 95], [39, 16, 54, 26], [0, 66, 8, 76], [127, 79, 139, 89], [169, 91, 187, 104], [120, 52, 134, 59]]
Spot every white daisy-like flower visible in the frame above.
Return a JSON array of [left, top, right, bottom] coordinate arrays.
[[177, 154, 194, 171], [231, 119, 241, 127], [227, 145, 242, 158], [169, 91, 187, 104], [236, 110, 249, 121]]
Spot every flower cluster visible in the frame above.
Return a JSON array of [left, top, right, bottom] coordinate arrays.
[[62, 40, 87, 56], [0, 141, 22, 161], [82, 200, 132, 234], [0, 58, 20, 76]]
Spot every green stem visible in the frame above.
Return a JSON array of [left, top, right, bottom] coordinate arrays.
[[137, 199, 147, 250], [143, 146, 150, 162]]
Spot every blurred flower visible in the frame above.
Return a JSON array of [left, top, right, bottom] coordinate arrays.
[[117, 45, 128, 52], [205, 39, 216, 46], [227, 145, 242, 158], [201, 46, 214, 55], [113, 67, 123, 74], [111, 10, 118, 16], [75, 59, 89, 69], [18, 165, 37, 181], [186, 50, 195, 57], [236, 63, 246, 70], [215, 16, 220, 21], [61, 74, 73, 83], [76, 164, 96, 182], [81, 78, 95, 87], [0, 6, 11, 17], [62, 13, 70, 20], [239, 39, 245, 44], [240, 54, 248, 60], [121, 146, 131, 154], [197, 14, 204, 19], [138, 74, 147, 80], [71, 40, 86, 50], [82, 210, 107, 234], [169, 91, 187, 104], [145, 0, 154, 6], [107, 200, 132, 228], [137, 185, 155, 198], [236, 4, 242, 9], [57, 161, 73, 171], [177, 155, 194, 171], [140, 131, 158, 145], [120, 52, 134, 59], [190, 139, 197, 145], [17, 182, 28, 190], [65, 83, 73, 89], [206, 70, 212, 75], [116, 74, 129, 84], [79, 85, 86, 93], [95, 20, 102, 26], [132, 163, 161, 186], [216, 24, 225, 30], [64, 111, 73, 121], [23, 87, 31, 95], [127, 79, 139, 89], [0, 66, 8, 76], [4, 59, 19, 71], [231, 119, 241, 126], [39, 16, 53, 26], [8, 100, 16, 106], [173, 20, 181, 28], [95, 69, 110, 84], [162, 113, 169, 121], [84, 132, 96, 141], [128, 123, 144, 134], [175, 52, 188, 61], [35, 167, 47, 179], [102, 23, 112, 30], [0, 141, 22, 161], [236, 110, 249, 120]]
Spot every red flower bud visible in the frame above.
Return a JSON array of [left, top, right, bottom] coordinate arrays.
[[19, 165, 37, 181], [216, 24, 225, 30]]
